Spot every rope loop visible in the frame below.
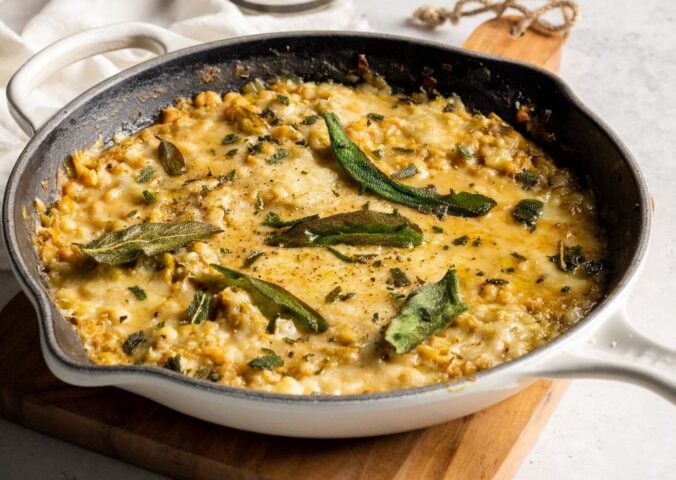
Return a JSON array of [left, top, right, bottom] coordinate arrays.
[[412, 0, 579, 37]]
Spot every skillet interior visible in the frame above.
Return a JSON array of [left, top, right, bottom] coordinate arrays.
[[4, 32, 648, 394]]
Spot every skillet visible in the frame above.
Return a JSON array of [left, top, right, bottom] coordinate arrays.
[[4, 24, 674, 437]]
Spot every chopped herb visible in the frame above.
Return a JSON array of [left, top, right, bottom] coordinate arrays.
[[220, 247, 231, 254], [276, 94, 290, 106], [472, 237, 482, 247], [267, 149, 289, 164], [194, 367, 221, 382], [261, 107, 280, 125], [248, 141, 263, 154], [241, 78, 266, 94], [339, 292, 356, 301], [219, 169, 236, 184], [122, 331, 146, 355], [301, 115, 320, 125], [201, 184, 210, 193], [242, 250, 265, 268], [326, 246, 376, 264], [513, 199, 544, 232], [457, 145, 474, 157], [265, 209, 423, 248], [485, 278, 508, 285], [389, 268, 412, 288], [367, 112, 384, 122], [222, 133, 240, 145], [373, 260, 383, 268], [78, 221, 221, 265], [584, 260, 604, 276], [536, 275, 546, 283], [262, 211, 318, 228], [211, 264, 327, 332], [142, 190, 156, 204], [226, 148, 238, 157], [432, 226, 444, 233], [136, 166, 155, 183], [393, 147, 414, 153], [385, 267, 467, 353], [156, 137, 186, 176], [327, 246, 355, 263], [361, 201, 370, 210], [127, 210, 138, 218], [561, 286, 571, 293], [248, 349, 283, 370], [548, 243, 600, 275], [128, 286, 147, 300], [186, 291, 211, 324], [515, 170, 540, 190], [452, 235, 469, 246], [511, 251, 528, 261], [164, 354, 182, 373], [323, 113, 496, 217], [390, 163, 419, 180], [443, 102, 455, 112], [325, 286, 343, 304], [371, 149, 383, 158]]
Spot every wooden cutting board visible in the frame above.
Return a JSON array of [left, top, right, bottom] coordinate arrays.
[[0, 18, 568, 480]]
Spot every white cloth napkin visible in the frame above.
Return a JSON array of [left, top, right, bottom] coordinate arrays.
[[0, 0, 368, 268]]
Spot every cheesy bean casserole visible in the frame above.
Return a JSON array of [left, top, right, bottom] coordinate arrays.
[[35, 75, 606, 395]]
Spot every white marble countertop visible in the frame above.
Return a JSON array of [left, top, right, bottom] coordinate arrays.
[[1, 1, 675, 479]]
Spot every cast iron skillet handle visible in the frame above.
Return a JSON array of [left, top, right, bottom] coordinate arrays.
[[6, 22, 198, 137], [524, 309, 676, 404]]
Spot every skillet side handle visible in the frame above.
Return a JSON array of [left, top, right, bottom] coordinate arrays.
[[524, 310, 676, 404], [7, 22, 198, 137]]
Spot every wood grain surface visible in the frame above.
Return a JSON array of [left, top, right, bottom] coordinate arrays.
[[0, 16, 568, 480]]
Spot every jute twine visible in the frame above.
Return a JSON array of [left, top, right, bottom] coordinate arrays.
[[412, 0, 579, 37]]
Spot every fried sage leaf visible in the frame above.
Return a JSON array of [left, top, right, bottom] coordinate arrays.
[[79, 221, 221, 265], [211, 264, 328, 333], [323, 112, 496, 217], [264, 209, 423, 248], [512, 199, 544, 232], [385, 267, 467, 354], [186, 290, 211, 324], [157, 137, 186, 176]]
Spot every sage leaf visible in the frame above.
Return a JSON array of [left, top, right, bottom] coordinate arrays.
[[385, 267, 467, 354], [323, 112, 496, 217], [262, 211, 319, 228], [157, 137, 186, 176], [512, 199, 544, 232], [79, 221, 221, 265], [186, 291, 211, 324], [264, 209, 423, 248], [211, 264, 328, 333], [248, 348, 284, 370]]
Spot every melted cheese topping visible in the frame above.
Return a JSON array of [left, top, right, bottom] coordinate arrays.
[[34, 80, 606, 395]]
